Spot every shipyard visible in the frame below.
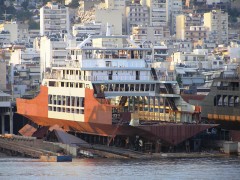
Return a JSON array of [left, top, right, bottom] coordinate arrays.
[[1, 0, 240, 179]]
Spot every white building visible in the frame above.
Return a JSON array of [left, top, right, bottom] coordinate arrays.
[[72, 22, 102, 37], [0, 30, 11, 46], [40, 2, 70, 36], [204, 10, 228, 45], [95, 8, 123, 35], [10, 48, 40, 65], [40, 35, 68, 80], [131, 26, 170, 45], [0, 21, 18, 42], [146, 0, 167, 27], [172, 50, 210, 69], [126, 2, 149, 34]]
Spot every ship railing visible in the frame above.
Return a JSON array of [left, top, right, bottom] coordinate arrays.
[[79, 75, 155, 81]]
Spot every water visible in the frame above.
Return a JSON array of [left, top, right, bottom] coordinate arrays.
[[0, 156, 240, 180]]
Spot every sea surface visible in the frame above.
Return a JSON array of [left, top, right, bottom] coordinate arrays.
[[0, 156, 240, 180]]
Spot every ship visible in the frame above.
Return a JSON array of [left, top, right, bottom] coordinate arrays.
[[201, 67, 240, 141], [16, 30, 216, 151]]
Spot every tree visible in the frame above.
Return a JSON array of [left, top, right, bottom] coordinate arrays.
[[176, 74, 182, 87], [21, 0, 29, 10], [29, 20, 40, 29]]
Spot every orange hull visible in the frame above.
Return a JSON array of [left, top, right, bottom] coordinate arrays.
[[16, 86, 112, 125]]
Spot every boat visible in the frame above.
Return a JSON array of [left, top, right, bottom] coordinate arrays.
[[16, 29, 216, 150], [201, 68, 240, 141]]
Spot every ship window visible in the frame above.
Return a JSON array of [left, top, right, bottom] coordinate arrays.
[[48, 95, 52, 104], [67, 108, 70, 113], [229, 96, 234, 107], [53, 95, 57, 105], [70, 83, 73, 87], [76, 97, 79, 106], [57, 95, 61, 105], [72, 97, 75, 106], [81, 109, 84, 114], [151, 84, 155, 91], [49, 81, 55, 87], [61, 82, 64, 87], [81, 98, 84, 107], [76, 83, 78, 88], [145, 84, 150, 91], [135, 84, 139, 91], [76, 109, 79, 114], [48, 106, 52, 111], [62, 96, 66, 105], [53, 107, 56, 111], [62, 108, 65, 112], [57, 107, 61, 112]]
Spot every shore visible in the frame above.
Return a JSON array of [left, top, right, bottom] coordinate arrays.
[[0, 152, 9, 157], [139, 152, 228, 159]]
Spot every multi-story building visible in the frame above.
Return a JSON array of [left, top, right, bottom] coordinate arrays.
[[176, 13, 203, 40], [172, 50, 209, 69], [131, 26, 169, 45], [185, 26, 209, 43], [40, 2, 70, 36], [72, 22, 102, 37], [40, 35, 68, 80], [28, 29, 40, 45], [95, 8, 123, 35], [0, 30, 11, 46], [0, 21, 18, 42], [10, 48, 40, 65], [126, 2, 149, 34], [146, 0, 167, 27], [166, 0, 182, 35], [204, 10, 228, 45], [18, 23, 29, 43]]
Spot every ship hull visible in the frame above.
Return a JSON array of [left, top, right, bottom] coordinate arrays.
[[19, 114, 217, 146]]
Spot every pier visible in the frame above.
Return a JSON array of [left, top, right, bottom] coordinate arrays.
[[0, 135, 58, 158]]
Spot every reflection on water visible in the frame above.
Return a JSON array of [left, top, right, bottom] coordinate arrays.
[[0, 157, 240, 180]]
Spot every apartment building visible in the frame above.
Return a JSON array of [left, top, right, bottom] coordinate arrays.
[[10, 48, 40, 65], [40, 35, 68, 80], [72, 22, 102, 37], [204, 10, 228, 44], [0, 30, 11, 46], [95, 8, 123, 35], [172, 50, 209, 69], [40, 2, 70, 36], [166, 0, 182, 35], [185, 26, 209, 43], [146, 0, 167, 27], [131, 26, 166, 45], [176, 13, 203, 40], [0, 21, 18, 42], [126, 3, 149, 34]]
